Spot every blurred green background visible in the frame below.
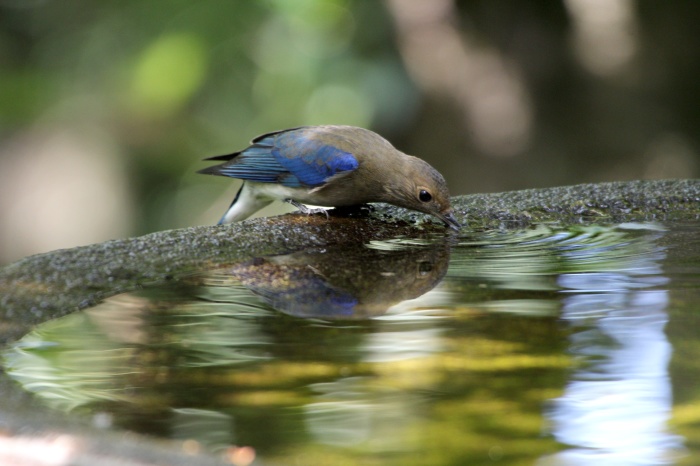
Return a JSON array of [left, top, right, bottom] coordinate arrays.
[[1, 0, 698, 264]]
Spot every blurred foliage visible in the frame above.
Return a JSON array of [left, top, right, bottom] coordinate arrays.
[[1, 1, 700, 262]]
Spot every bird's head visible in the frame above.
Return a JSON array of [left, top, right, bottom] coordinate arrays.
[[387, 156, 461, 230]]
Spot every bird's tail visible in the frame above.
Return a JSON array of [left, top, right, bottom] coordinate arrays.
[[197, 151, 241, 176]]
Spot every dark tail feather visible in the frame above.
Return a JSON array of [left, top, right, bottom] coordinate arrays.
[[199, 151, 243, 176], [203, 151, 240, 162], [198, 164, 224, 176]]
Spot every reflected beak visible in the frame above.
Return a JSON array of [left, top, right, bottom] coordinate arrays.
[[439, 211, 461, 231]]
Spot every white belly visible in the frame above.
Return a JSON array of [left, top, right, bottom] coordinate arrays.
[[219, 181, 328, 224]]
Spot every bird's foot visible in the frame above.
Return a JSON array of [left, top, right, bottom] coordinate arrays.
[[285, 199, 330, 219]]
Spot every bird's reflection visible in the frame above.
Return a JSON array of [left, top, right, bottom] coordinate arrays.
[[201, 240, 451, 319]]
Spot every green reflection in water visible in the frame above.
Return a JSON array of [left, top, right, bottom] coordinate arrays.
[[5, 223, 693, 464]]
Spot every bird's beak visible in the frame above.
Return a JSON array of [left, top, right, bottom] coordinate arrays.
[[439, 211, 461, 231]]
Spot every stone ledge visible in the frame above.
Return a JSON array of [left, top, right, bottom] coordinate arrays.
[[2, 179, 699, 336]]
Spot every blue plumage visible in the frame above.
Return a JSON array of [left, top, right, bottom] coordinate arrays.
[[204, 129, 359, 188], [273, 140, 358, 187], [198, 125, 461, 230]]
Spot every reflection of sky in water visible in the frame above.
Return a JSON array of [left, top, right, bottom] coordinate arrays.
[[540, 233, 685, 465], [362, 328, 443, 363]]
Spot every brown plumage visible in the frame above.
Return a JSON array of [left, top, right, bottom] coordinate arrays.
[[199, 125, 460, 229]]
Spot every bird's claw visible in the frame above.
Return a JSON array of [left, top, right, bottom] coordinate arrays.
[[285, 199, 330, 219]]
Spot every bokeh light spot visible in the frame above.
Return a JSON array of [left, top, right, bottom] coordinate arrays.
[[129, 32, 208, 118], [304, 85, 373, 126]]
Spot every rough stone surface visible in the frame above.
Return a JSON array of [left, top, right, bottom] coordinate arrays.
[[1, 179, 699, 338]]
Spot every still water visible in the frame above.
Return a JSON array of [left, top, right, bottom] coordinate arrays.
[[5, 222, 700, 465]]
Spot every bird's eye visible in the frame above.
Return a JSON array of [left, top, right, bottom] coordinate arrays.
[[418, 189, 432, 202]]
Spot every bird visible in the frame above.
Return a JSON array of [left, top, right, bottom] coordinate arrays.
[[198, 125, 460, 230]]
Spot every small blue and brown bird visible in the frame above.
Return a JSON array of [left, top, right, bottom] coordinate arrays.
[[198, 125, 460, 229]]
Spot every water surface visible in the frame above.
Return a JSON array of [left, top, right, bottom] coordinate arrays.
[[5, 222, 700, 465]]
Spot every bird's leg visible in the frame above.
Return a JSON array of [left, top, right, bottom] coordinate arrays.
[[285, 199, 330, 219]]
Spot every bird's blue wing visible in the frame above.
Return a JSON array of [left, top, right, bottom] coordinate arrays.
[[271, 133, 359, 187], [205, 129, 359, 188], [209, 143, 285, 183]]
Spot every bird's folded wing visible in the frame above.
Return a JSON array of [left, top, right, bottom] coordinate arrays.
[[201, 132, 359, 188]]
